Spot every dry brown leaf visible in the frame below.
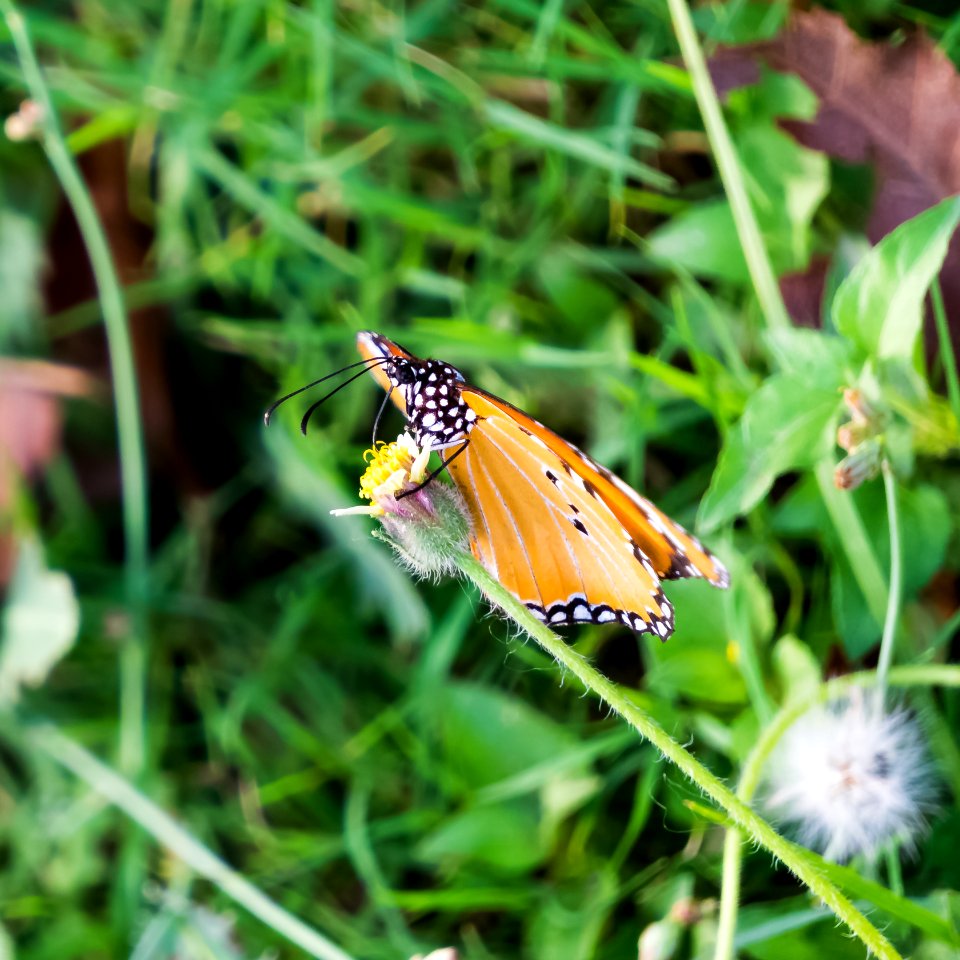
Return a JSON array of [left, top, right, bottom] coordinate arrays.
[[713, 9, 960, 331], [0, 360, 99, 584]]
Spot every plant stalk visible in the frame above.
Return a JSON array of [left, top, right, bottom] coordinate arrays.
[[1, 0, 151, 778], [663, 0, 791, 333], [876, 460, 902, 704]]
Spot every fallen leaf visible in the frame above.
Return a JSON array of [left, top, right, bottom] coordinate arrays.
[[0, 359, 99, 583], [712, 9, 960, 340]]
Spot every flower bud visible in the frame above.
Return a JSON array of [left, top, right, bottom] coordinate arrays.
[[4, 99, 43, 141], [842, 388, 880, 427], [834, 438, 882, 490]]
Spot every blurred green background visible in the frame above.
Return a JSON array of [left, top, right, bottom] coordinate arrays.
[[1, 1, 959, 958]]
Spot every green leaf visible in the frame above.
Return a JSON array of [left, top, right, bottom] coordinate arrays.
[[417, 800, 545, 873], [647, 73, 828, 283], [649, 579, 747, 705], [772, 635, 821, 706], [434, 682, 581, 790], [537, 258, 620, 329], [0, 209, 45, 349], [737, 124, 829, 272], [734, 900, 869, 960], [483, 100, 673, 188], [699, 372, 843, 531], [832, 481, 953, 658], [816, 860, 960, 948], [648, 648, 747, 705], [0, 539, 80, 707], [832, 196, 960, 360], [647, 201, 750, 282], [765, 327, 852, 379], [527, 870, 618, 960]]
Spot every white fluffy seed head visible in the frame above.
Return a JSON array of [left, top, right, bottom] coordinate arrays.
[[763, 689, 937, 862]]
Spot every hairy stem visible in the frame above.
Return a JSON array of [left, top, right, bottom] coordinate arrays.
[[713, 664, 960, 960], [457, 550, 900, 960]]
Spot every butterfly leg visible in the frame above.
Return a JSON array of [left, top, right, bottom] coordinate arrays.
[[396, 440, 470, 499]]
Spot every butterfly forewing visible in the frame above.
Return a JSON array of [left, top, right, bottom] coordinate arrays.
[[462, 388, 729, 588]]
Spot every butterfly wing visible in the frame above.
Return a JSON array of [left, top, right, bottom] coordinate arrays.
[[447, 390, 674, 637], [461, 388, 729, 588]]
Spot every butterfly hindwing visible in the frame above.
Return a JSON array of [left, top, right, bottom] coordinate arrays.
[[448, 390, 674, 638]]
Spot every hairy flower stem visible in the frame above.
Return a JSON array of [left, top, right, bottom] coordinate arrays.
[[455, 550, 900, 960], [712, 665, 960, 960]]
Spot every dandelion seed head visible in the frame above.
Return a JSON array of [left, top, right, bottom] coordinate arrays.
[[763, 690, 936, 862]]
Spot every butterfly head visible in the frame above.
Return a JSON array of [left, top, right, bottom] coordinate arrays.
[[357, 331, 476, 449]]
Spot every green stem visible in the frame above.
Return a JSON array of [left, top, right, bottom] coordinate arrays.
[[713, 827, 743, 960], [456, 550, 900, 960], [24, 724, 356, 960], [712, 664, 960, 960], [815, 460, 887, 624], [663, 0, 791, 333], [884, 843, 904, 897], [931, 280, 960, 426], [876, 461, 902, 703], [1, 1, 150, 776]]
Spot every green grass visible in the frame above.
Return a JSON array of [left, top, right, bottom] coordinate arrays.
[[1, 2, 959, 959]]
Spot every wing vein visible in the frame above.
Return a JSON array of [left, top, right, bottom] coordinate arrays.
[[463, 449, 497, 579], [473, 449, 543, 605], [484, 420, 637, 605]]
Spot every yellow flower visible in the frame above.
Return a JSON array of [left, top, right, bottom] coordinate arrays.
[[330, 432, 470, 578], [359, 434, 431, 507], [331, 434, 431, 517]]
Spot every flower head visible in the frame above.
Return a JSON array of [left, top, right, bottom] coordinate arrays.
[[834, 386, 887, 490], [834, 437, 882, 490], [331, 433, 470, 579], [763, 690, 936, 862], [357, 433, 433, 513]]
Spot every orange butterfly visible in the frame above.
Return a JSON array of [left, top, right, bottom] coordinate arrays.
[[348, 332, 729, 640]]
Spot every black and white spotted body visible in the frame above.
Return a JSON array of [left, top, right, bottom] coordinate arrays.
[[384, 356, 478, 451]]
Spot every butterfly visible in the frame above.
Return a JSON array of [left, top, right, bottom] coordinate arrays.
[[269, 332, 729, 639]]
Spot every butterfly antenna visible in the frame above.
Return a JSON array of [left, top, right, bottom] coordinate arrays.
[[264, 357, 390, 426], [300, 363, 392, 435], [371, 383, 395, 445]]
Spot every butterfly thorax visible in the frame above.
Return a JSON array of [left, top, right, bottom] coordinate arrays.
[[391, 358, 478, 450]]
